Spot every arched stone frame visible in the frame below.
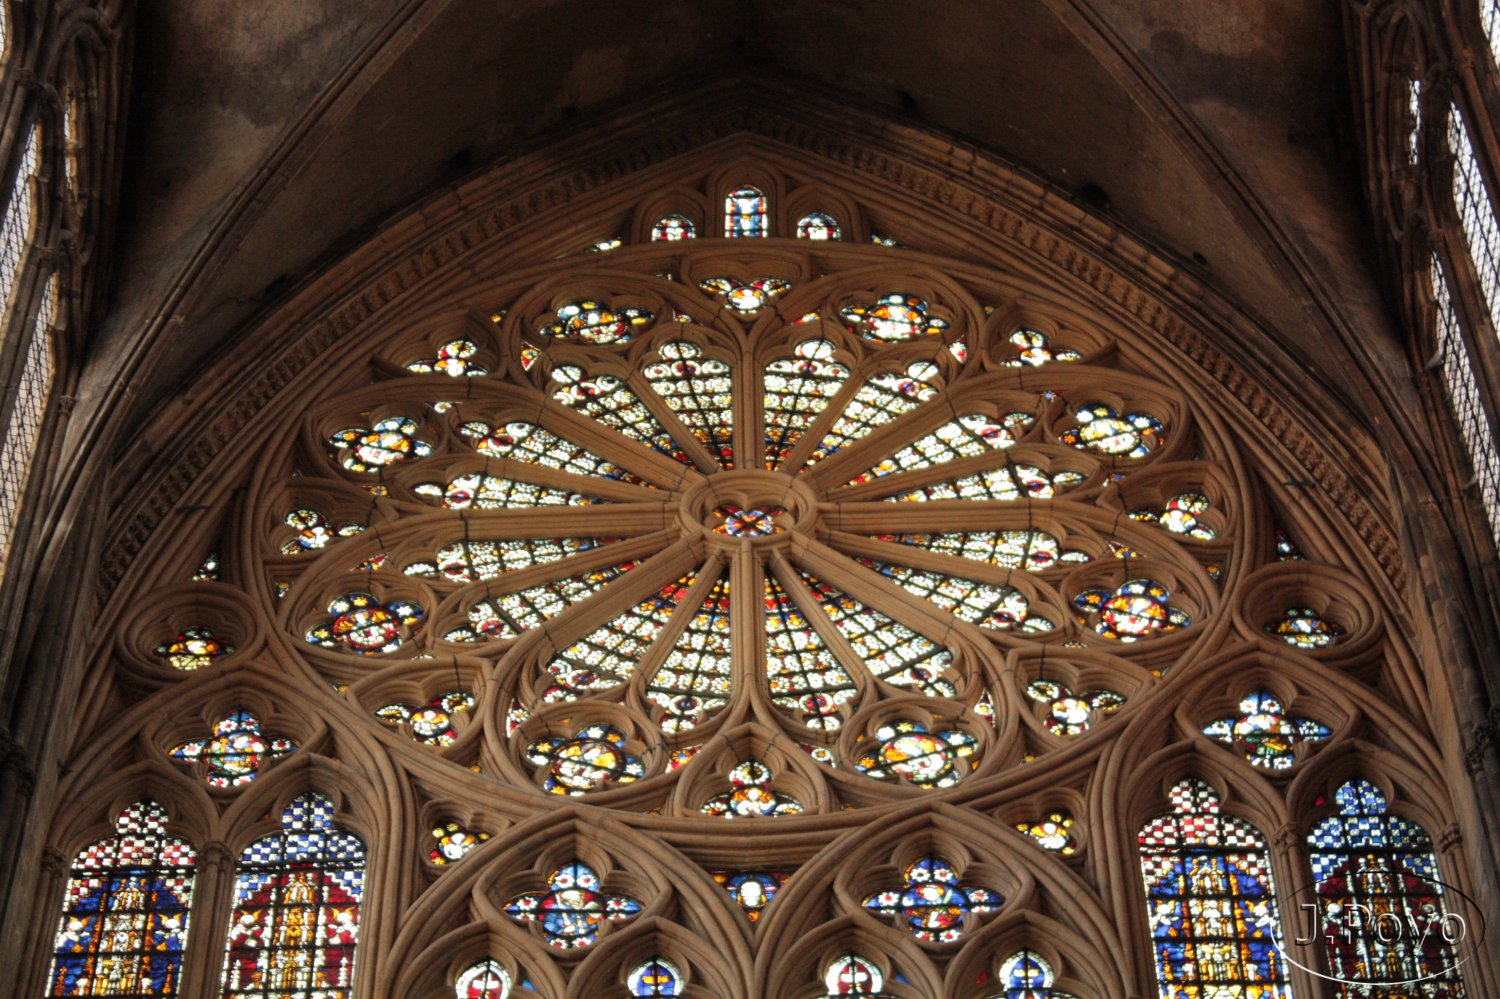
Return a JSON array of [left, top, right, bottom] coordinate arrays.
[[4, 90, 1498, 999], [0, 0, 129, 603]]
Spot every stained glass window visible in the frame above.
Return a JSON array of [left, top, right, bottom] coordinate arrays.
[[641, 342, 735, 467], [402, 537, 616, 582], [762, 339, 850, 469], [712, 871, 784, 922], [805, 362, 943, 466], [1016, 814, 1078, 855], [698, 276, 792, 314], [847, 412, 1035, 484], [1449, 106, 1500, 338], [454, 959, 510, 998], [628, 958, 684, 996], [504, 862, 641, 948], [1072, 579, 1191, 642], [1025, 680, 1124, 735], [1203, 691, 1330, 769], [304, 592, 423, 655], [328, 417, 433, 472], [724, 186, 768, 237], [0, 266, 54, 584], [796, 212, 841, 240], [860, 855, 1002, 942], [221, 793, 365, 999], [193, 552, 222, 581], [821, 954, 890, 996], [57, 150, 1477, 999], [1406, 78, 1422, 166], [170, 711, 297, 787], [874, 529, 1088, 572], [1000, 329, 1082, 367], [1137, 778, 1291, 999], [840, 294, 949, 342], [279, 508, 364, 554], [525, 724, 646, 794], [1266, 608, 1344, 649], [429, 821, 490, 865], [1131, 492, 1217, 540], [47, 801, 196, 998], [986, 950, 1081, 999], [859, 558, 1041, 631], [539, 299, 653, 345], [406, 338, 487, 377], [645, 572, 733, 732], [374, 691, 473, 746], [701, 760, 804, 817], [1060, 405, 1162, 457], [538, 575, 692, 702], [651, 215, 696, 241], [460, 560, 639, 641], [455, 420, 653, 486], [155, 628, 234, 671], [0, 120, 40, 312], [855, 719, 978, 788], [412, 472, 603, 510], [1430, 254, 1500, 538], [763, 574, 856, 731], [877, 463, 1087, 502], [1307, 779, 1468, 995], [798, 568, 956, 696], [551, 366, 692, 465]]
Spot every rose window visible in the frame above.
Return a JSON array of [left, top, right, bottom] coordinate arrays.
[[253, 261, 1248, 813]]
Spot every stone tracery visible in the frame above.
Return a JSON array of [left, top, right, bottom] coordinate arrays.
[[19, 151, 1487, 998]]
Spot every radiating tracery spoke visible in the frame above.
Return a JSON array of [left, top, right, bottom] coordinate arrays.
[[763, 573, 858, 731], [796, 567, 956, 696], [455, 419, 656, 486], [804, 362, 943, 466], [847, 411, 1035, 485], [641, 341, 735, 468], [763, 339, 850, 469], [538, 575, 694, 702], [645, 571, 733, 733]]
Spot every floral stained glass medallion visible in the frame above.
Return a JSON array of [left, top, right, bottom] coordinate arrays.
[[504, 862, 641, 949], [169, 711, 297, 787], [861, 856, 1003, 942], [1203, 691, 1330, 769]]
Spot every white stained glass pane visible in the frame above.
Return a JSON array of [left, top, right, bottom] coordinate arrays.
[[1432, 254, 1500, 541], [1449, 106, 1500, 332], [1486, 1, 1500, 70], [0, 271, 56, 580], [0, 120, 40, 313], [1406, 78, 1421, 165]]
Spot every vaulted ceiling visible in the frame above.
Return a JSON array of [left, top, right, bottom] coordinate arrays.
[[93, 0, 1400, 448]]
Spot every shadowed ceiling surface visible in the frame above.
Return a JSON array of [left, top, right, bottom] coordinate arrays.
[[96, 0, 1392, 443]]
